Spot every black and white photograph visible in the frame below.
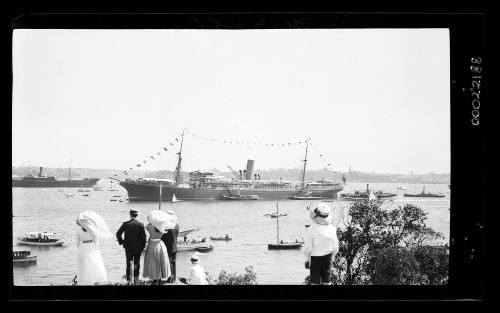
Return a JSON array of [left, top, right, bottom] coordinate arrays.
[[8, 12, 486, 300]]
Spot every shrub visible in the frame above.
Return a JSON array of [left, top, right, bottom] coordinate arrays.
[[211, 266, 258, 285]]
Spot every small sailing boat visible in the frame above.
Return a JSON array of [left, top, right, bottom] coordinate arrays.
[[171, 193, 183, 203], [267, 203, 302, 250]]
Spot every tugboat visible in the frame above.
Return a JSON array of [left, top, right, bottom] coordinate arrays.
[[13, 250, 37, 264], [404, 186, 446, 198]]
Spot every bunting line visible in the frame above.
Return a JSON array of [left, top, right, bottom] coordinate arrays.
[[119, 129, 337, 177]]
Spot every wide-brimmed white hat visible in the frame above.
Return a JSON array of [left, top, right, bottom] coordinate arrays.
[[76, 211, 113, 239], [147, 210, 178, 232], [309, 203, 333, 225]]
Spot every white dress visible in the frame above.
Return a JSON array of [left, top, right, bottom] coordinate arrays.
[[76, 228, 107, 285]]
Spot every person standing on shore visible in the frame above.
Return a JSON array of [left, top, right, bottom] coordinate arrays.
[[75, 210, 113, 285], [116, 209, 146, 285], [144, 210, 177, 285], [303, 203, 339, 285], [161, 210, 179, 283], [143, 222, 171, 285], [186, 254, 208, 285]]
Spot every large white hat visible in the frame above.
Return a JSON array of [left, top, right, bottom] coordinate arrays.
[[76, 211, 113, 239], [147, 210, 178, 232], [309, 203, 333, 225]]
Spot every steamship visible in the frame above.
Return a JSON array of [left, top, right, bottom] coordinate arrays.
[[12, 167, 100, 188], [119, 133, 344, 201]]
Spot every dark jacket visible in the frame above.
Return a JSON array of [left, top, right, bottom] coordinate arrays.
[[161, 223, 179, 254], [116, 218, 146, 251]]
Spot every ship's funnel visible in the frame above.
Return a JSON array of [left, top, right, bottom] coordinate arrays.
[[246, 160, 255, 180], [38, 167, 43, 177]]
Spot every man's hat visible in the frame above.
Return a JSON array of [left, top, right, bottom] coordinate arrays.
[[130, 209, 139, 215]]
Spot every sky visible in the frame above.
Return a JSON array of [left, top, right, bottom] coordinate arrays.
[[12, 29, 450, 174]]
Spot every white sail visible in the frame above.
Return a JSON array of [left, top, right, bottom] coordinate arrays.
[[368, 190, 376, 201], [172, 193, 181, 203]]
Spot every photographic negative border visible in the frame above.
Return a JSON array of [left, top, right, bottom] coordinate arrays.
[[7, 12, 487, 301]]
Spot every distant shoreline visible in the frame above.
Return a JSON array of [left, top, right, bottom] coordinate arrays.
[[12, 166, 450, 185]]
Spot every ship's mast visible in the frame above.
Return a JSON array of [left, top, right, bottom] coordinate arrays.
[[68, 159, 72, 181], [174, 130, 186, 185], [276, 203, 280, 244], [159, 182, 162, 210], [301, 138, 310, 187]]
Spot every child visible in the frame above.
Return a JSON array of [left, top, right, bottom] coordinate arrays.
[[187, 254, 208, 285]]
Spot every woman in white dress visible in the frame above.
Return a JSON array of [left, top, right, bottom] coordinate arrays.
[[75, 211, 113, 285]]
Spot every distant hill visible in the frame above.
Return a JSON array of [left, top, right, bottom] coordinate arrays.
[[12, 166, 449, 184]]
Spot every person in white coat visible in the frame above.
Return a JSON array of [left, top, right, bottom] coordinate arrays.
[[303, 203, 339, 285], [187, 254, 208, 285]]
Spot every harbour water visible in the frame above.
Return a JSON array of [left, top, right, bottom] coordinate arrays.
[[12, 180, 450, 285]]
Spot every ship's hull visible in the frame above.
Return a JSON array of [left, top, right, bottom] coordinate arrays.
[[12, 178, 100, 188], [120, 181, 342, 201]]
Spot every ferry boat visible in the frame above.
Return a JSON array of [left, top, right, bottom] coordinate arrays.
[[13, 250, 37, 264], [17, 232, 65, 246], [119, 134, 343, 201]]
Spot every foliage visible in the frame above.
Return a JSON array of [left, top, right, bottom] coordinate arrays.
[[305, 199, 448, 285], [210, 266, 258, 285], [365, 245, 448, 285]]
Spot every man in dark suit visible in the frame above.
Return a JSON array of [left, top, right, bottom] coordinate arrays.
[[116, 209, 146, 284], [161, 210, 179, 283]]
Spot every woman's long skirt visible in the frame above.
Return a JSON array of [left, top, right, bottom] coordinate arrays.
[[143, 239, 171, 280]]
